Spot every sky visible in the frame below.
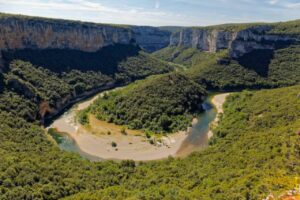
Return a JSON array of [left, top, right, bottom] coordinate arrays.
[[0, 0, 300, 26]]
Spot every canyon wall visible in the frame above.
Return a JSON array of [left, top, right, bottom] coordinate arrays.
[[170, 26, 299, 58], [0, 16, 171, 53], [0, 14, 299, 60]]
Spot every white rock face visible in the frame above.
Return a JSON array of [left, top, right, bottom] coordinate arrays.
[[170, 29, 234, 52], [0, 17, 171, 52], [0, 17, 134, 52], [170, 26, 298, 58]]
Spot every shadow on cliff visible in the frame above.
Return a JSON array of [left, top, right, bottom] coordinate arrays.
[[2, 44, 141, 75], [235, 40, 299, 77], [235, 49, 274, 77]]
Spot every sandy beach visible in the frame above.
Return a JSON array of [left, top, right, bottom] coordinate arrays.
[[207, 93, 231, 138], [51, 116, 188, 161], [48, 91, 230, 161], [49, 90, 189, 161]]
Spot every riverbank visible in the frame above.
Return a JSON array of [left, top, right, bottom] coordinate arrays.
[[207, 93, 231, 139], [48, 91, 230, 161], [48, 88, 192, 161]]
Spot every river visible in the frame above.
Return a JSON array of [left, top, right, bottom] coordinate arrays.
[[47, 89, 228, 161]]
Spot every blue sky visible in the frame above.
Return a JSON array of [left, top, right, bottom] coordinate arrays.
[[0, 0, 300, 26]]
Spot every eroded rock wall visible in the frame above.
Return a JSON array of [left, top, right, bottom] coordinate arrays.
[[170, 26, 298, 58], [0, 17, 135, 52], [0, 16, 298, 59]]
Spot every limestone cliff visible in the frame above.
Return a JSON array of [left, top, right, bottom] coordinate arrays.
[[0, 15, 171, 53], [170, 25, 299, 58], [0, 14, 298, 59], [0, 17, 133, 52]]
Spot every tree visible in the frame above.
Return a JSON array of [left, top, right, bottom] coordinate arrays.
[[159, 114, 172, 131]]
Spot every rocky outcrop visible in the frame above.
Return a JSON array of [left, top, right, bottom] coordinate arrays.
[[230, 26, 297, 58], [0, 16, 171, 53], [170, 28, 234, 52], [170, 26, 299, 58], [0, 17, 134, 52]]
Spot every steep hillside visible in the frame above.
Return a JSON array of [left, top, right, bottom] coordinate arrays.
[[2, 44, 173, 81], [154, 45, 300, 90], [80, 73, 206, 133], [0, 50, 174, 122]]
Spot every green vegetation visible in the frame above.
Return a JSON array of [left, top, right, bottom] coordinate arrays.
[[120, 127, 127, 135], [0, 111, 123, 199], [269, 19, 300, 36], [2, 45, 174, 81], [111, 141, 117, 147], [154, 45, 300, 90], [0, 91, 38, 121], [191, 22, 268, 32], [0, 69, 299, 199], [1, 46, 174, 122], [5, 60, 72, 106], [68, 85, 300, 200], [153, 46, 226, 68], [77, 108, 90, 125], [115, 51, 174, 82], [153, 46, 203, 67], [82, 73, 206, 133]]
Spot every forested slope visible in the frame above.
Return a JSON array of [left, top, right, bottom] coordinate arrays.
[[154, 45, 300, 90], [0, 46, 174, 122]]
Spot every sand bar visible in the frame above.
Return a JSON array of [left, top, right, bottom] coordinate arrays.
[[207, 93, 231, 139]]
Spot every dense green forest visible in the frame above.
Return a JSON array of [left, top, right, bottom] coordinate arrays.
[[0, 47, 174, 121], [79, 73, 206, 133], [0, 84, 299, 199], [153, 45, 300, 90], [71, 85, 300, 200], [2, 45, 174, 82]]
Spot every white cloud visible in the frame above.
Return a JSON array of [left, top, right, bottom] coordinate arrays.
[[0, 0, 120, 13], [285, 2, 300, 8], [0, 0, 181, 26], [155, 0, 160, 9], [269, 0, 279, 5]]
